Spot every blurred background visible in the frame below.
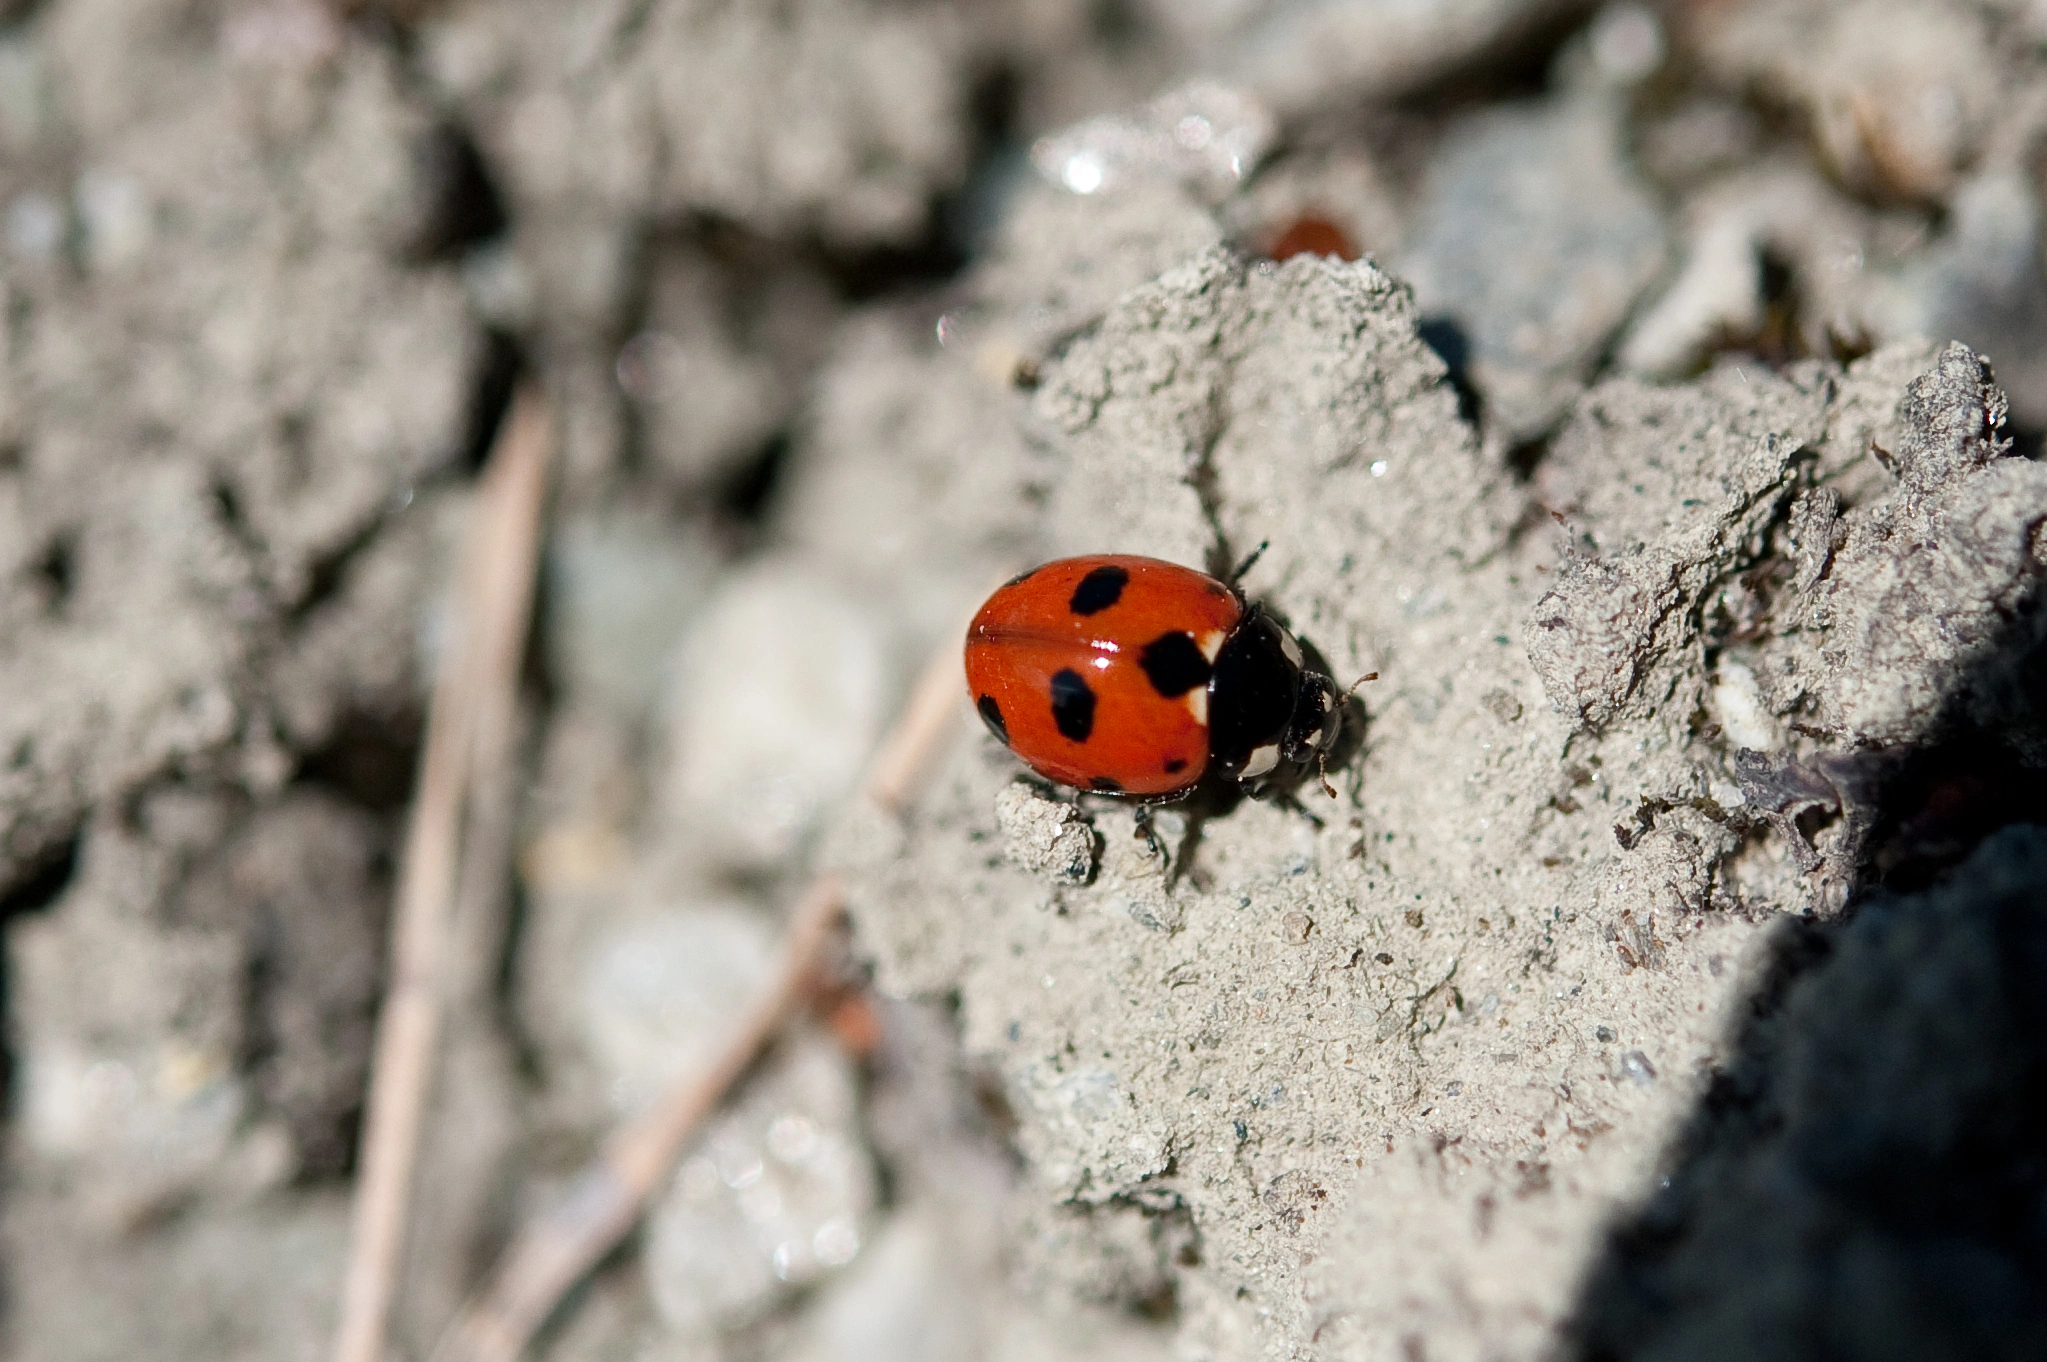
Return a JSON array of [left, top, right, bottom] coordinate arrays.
[[1, 0, 2045, 1358]]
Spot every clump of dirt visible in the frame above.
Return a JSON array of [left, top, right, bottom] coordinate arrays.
[[837, 229, 2047, 1353]]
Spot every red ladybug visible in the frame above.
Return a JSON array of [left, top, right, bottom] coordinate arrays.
[[964, 554, 1353, 800]]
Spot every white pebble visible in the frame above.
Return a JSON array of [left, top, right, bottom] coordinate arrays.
[[645, 1037, 875, 1335], [578, 901, 775, 1116], [659, 558, 894, 871]]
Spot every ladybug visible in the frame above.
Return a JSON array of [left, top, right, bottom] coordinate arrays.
[[1265, 213, 1361, 264], [964, 554, 1359, 800]]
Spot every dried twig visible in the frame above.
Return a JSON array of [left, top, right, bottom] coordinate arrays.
[[333, 391, 554, 1362], [865, 634, 977, 815], [434, 639, 968, 1362]]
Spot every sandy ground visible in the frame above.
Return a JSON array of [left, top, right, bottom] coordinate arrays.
[[0, 1, 2044, 1360]]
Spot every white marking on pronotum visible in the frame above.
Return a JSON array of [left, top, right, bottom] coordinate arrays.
[[1242, 743, 1280, 779], [1198, 629, 1227, 662], [1306, 693, 1335, 746], [1184, 687, 1209, 725], [1279, 630, 1302, 668]]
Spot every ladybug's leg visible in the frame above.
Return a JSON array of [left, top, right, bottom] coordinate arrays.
[[1131, 803, 1165, 862], [1268, 787, 1327, 829]]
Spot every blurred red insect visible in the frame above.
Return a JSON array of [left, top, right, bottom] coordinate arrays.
[[1266, 214, 1360, 263]]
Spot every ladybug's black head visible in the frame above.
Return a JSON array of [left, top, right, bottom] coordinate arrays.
[[1284, 670, 1344, 769], [1207, 607, 1344, 793]]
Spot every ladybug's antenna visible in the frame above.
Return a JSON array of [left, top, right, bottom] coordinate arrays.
[[1318, 672, 1378, 798], [1228, 540, 1269, 585]]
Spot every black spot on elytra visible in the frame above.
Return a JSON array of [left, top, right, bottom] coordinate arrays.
[[1050, 669, 1096, 742], [1165, 758, 1188, 774], [1068, 564, 1129, 616], [976, 694, 1009, 745], [1139, 631, 1211, 697], [1091, 776, 1124, 793]]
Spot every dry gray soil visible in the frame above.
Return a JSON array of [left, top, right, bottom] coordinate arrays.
[[1, 2, 2044, 1360]]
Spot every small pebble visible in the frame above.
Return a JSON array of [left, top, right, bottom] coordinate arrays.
[[660, 558, 893, 871], [545, 511, 717, 721], [579, 901, 776, 1116], [1618, 1049, 1658, 1086], [775, 1213, 979, 1362], [645, 1036, 876, 1335], [994, 783, 1098, 884]]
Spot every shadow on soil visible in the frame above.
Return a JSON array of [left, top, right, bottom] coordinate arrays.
[[1563, 572, 2047, 1361]]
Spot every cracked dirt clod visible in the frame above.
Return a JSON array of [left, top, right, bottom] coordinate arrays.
[[839, 237, 2047, 1357], [1691, 0, 2002, 205], [0, 5, 483, 1353], [1523, 359, 1835, 732], [0, 7, 481, 889], [421, 0, 984, 273], [1750, 343, 2047, 763], [1222, 0, 1607, 117], [995, 784, 1100, 886]]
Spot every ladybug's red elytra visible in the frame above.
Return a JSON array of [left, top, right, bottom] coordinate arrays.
[[1266, 213, 1360, 264], [964, 554, 1351, 800]]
